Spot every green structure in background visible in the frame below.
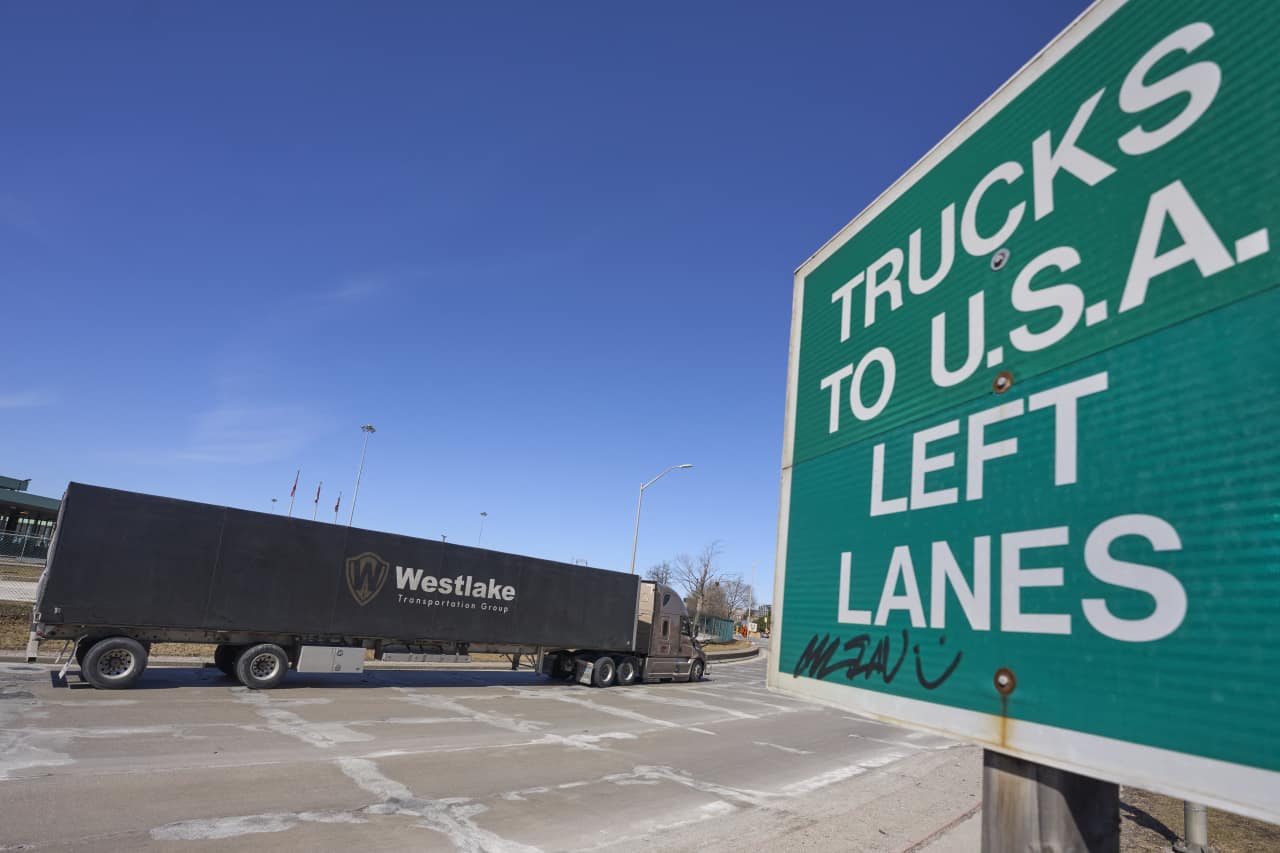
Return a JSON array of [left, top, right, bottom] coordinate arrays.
[[696, 614, 735, 643], [771, 0, 1279, 824], [0, 476, 61, 562]]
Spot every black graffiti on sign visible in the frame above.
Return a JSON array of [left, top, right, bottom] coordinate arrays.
[[792, 630, 962, 691]]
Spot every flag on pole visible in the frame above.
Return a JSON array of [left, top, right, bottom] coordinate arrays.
[[334, 492, 342, 524], [312, 481, 323, 521], [287, 469, 300, 517], [314, 482, 322, 503]]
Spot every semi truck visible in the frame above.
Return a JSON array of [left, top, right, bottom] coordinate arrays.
[[31, 483, 708, 690]]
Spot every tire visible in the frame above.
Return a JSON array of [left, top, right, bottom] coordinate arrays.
[[81, 636, 148, 690], [689, 659, 705, 682], [616, 657, 639, 686], [213, 644, 240, 678], [591, 655, 616, 688], [235, 643, 289, 690]]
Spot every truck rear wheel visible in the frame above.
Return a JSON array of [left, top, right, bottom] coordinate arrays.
[[81, 636, 148, 690], [616, 657, 639, 686], [213, 644, 240, 678], [235, 643, 289, 690], [591, 655, 616, 688]]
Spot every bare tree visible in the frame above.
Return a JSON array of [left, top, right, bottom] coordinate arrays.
[[689, 582, 729, 620], [674, 541, 724, 630], [721, 576, 754, 620], [645, 560, 674, 588]]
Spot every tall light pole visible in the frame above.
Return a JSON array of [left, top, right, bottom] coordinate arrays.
[[270, 498, 278, 513], [347, 424, 376, 527], [478, 511, 488, 545], [628, 463, 693, 574]]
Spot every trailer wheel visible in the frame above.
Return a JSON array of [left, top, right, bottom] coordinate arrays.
[[615, 657, 639, 686], [213, 644, 240, 678], [235, 643, 289, 690], [591, 655, 616, 688], [689, 660, 704, 682], [81, 636, 148, 690]]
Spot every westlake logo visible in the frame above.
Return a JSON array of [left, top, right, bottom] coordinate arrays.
[[395, 566, 516, 602], [346, 552, 390, 606]]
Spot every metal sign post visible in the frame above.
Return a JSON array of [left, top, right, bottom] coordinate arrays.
[[981, 751, 1118, 852]]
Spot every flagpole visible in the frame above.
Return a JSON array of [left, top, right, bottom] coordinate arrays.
[[334, 492, 342, 524], [348, 424, 376, 527], [312, 481, 322, 521], [287, 469, 299, 517]]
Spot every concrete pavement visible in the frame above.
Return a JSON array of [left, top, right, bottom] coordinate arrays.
[[0, 650, 982, 851]]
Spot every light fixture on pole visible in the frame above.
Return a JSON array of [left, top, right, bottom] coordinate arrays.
[[628, 464, 693, 574], [347, 424, 376, 528], [270, 498, 278, 513], [478, 511, 488, 545]]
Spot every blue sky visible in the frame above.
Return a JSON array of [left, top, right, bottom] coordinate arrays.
[[1, 1, 1089, 599]]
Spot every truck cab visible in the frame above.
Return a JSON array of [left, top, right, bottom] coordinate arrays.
[[635, 582, 704, 681], [540, 581, 709, 687]]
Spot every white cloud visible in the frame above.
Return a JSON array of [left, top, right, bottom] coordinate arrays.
[[326, 277, 386, 303], [113, 404, 321, 466], [0, 391, 54, 409], [168, 405, 314, 464]]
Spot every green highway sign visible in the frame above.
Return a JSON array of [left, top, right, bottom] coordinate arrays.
[[769, 0, 1279, 821]]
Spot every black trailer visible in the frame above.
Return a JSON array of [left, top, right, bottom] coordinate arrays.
[[33, 483, 705, 689]]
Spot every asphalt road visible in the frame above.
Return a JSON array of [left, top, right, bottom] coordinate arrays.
[[0, 650, 981, 852]]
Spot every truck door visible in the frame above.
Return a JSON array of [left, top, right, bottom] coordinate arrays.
[[674, 616, 694, 676], [657, 617, 673, 656], [647, 615, 676, 677]]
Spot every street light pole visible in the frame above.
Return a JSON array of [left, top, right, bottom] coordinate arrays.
[[478, 511, 488, 545], [347, 424, 376, 528], [628, 463, 693, 574]]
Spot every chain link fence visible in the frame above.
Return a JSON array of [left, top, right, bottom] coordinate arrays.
[[0, 532, 51, 562], [0, 578, 37, 603], [0, 536, 44, 603]]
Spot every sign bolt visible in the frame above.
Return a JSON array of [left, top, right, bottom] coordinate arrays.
[[991, 247, 1011, 271], [994, 667, 1017, 696], [993, 371, 1014, 393]]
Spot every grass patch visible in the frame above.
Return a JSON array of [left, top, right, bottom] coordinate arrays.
[[0, 603, 33, 649]]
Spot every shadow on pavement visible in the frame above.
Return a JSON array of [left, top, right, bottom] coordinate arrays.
[[46, 664, 727, 692]]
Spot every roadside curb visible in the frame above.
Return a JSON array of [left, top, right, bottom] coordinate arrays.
[[706, 648, 760, 662]]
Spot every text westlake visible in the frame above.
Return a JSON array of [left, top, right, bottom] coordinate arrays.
[[394, 565, 516, 601]]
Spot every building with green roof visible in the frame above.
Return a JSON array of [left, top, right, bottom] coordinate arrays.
[[1, 476, 61, 562]]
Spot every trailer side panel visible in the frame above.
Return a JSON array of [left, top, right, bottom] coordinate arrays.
[[38, 483, 639, 651]]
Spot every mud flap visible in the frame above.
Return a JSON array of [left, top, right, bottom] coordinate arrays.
[[576, 660, 593, 685]]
